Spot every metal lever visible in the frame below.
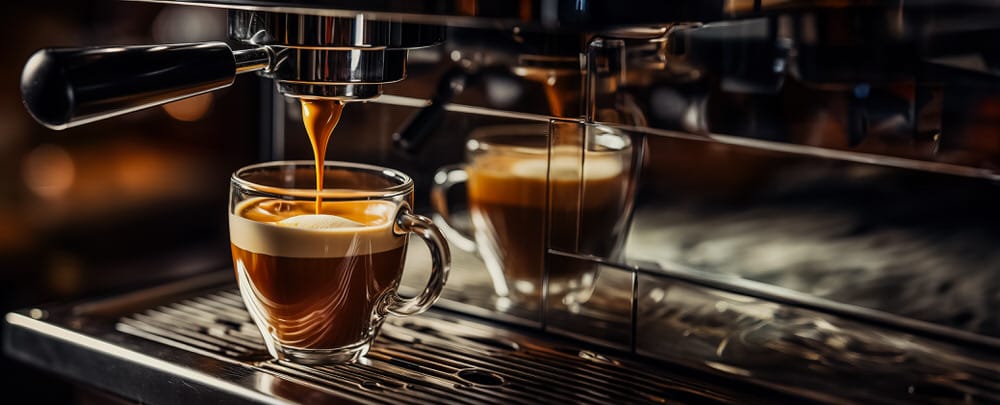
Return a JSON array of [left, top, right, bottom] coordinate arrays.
[[392, 65, 478, 155], [20, 42, 270, 130]]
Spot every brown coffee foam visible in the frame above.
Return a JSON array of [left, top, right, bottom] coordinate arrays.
[[230, 198, 403, 258], [467, 153, 628, 208]]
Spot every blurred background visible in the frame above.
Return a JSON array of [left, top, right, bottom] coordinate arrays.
[[1, 1, 261, 401], [3, 1, 1000, 402]]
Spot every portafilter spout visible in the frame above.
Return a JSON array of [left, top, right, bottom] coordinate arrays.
[[20, 10, 444, 130]]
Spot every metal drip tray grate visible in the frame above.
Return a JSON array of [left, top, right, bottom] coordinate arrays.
[[94, 286, 765, 404]]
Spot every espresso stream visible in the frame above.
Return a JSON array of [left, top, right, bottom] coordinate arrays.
[[300, 99, 344, 213]]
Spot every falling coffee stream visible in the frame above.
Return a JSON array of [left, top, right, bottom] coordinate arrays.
[[300, 99, 345, 214], [543, 83, 565, 117]]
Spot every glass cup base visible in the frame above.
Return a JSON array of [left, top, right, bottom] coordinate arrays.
[[493, 276, 598, 314], [271, 338, 373, 365]]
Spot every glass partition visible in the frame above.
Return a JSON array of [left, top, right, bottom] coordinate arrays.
[[541, 120, 1000, 401]]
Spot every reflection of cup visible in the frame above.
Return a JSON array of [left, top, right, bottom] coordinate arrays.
[[229, 161, 449, 364], [433, 126, 633, 308]]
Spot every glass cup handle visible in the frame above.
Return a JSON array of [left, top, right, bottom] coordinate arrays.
[[388, 208, 451, 316], [430, 165, 478, 252]]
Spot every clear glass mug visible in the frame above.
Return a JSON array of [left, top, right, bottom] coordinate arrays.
[[432, 125, 634, 310], [229, 161, 450, 364]]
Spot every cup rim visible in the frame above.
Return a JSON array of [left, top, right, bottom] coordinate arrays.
[[232, 160, 413, 200], [467, 123, 630, 154]]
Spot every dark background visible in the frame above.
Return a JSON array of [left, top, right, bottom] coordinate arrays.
[[0, 1, 261, 401]]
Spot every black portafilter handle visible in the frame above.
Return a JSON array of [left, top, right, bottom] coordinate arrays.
[[20, 42, 264, 130]]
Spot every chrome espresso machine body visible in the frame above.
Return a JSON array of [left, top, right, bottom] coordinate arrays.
[[8, 1, 1000, 403]]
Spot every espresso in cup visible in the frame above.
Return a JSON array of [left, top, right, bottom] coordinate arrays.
[[230, 161, 449, 364], [468, 148, 630, 300], [230, 198, 405, 350], [434, 126, 634, 308]]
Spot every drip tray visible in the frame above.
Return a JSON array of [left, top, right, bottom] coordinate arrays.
[[3, 271, 792, 404]]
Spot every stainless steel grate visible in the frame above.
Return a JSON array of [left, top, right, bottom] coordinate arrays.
[[113, 288, 761, 404]]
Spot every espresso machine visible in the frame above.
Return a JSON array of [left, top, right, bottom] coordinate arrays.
[[7, 0, 1000, 403]]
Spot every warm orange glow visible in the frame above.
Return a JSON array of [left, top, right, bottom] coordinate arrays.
[[22, 144, 75, 200], [163, 93, 214, 122], [457, 0, 476, 15], [114, 151, 166, 194], [520, 0, 531, 20]]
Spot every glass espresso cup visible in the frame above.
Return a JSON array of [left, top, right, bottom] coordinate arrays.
[[229, 161, 450, 364], [432, 125, 633, 309]]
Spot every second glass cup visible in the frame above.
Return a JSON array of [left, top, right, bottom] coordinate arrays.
[[432, 125, 634, 310], [229, 161, 450, 364]]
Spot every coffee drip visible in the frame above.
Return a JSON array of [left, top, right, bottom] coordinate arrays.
[[300, 99, 345, 213]]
